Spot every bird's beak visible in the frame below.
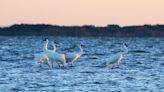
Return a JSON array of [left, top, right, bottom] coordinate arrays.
[[43, 38, 48, 41]]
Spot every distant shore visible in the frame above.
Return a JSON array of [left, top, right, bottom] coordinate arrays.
[[0, 24, 164, 37]]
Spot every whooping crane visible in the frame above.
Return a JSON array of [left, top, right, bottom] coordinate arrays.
[[106, 43, 128, 68]]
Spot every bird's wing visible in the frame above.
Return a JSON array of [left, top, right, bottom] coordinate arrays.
[[107, 52, 122, 64]]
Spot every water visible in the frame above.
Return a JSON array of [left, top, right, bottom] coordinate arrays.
[[0, 36, 164, 92]]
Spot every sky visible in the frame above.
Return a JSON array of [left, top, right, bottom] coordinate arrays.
[[0, 0, 164, 27]]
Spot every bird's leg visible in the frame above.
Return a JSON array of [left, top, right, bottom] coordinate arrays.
[[55, 62, 61, 68], [47, 59, 52, 69], [46, 62, 51, 68]]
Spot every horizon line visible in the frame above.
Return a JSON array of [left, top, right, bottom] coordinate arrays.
[[1, 23, 164, 28]]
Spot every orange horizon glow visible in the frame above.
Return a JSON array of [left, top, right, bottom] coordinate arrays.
[[0, 0, 164, 27]]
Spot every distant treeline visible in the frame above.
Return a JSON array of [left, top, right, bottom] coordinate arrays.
[[0, 24, 164, 37]]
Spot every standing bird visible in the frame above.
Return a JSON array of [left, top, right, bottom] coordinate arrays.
[[48, 41, 66, 68], [106, 43, 128, 68], [35, 38, 59, 68], [35, 38, 52, 68], [49, 52, 66, 68], [65, 44, 84, 66]]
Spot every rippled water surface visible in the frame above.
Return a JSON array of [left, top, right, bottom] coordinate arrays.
[[0, 36, 164, 92]]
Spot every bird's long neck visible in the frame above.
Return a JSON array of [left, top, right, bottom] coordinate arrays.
[[44, 40, 48, 51], [78, 46, 84, 55], [123, 45, 128, 55], [52, 44, 57, 52]]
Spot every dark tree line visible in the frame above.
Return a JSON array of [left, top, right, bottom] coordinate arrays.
[[0, 24, 164, 37]]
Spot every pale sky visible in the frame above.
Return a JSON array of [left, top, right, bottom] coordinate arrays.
[[0, 0, 164, 27]]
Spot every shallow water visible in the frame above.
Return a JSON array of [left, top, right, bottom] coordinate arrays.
[[0, 36, 164, 92]]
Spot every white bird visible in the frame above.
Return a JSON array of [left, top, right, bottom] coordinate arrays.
[[47, 41, 66, 68], [106, 43, 128, 68], [34, 38, 52, 68], [48, 52, 66, 68], [35, 38, 59, 68], [65, 44, 84, 65]]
